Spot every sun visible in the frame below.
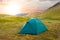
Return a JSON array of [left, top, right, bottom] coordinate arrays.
[[4, 2, 21, 15]]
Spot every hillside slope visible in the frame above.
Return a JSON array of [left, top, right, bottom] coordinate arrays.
[[39, 2, 60, 20]]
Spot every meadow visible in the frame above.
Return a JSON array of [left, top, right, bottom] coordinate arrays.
[[0, 14, 60, 40], [0, 3, 60, 40]]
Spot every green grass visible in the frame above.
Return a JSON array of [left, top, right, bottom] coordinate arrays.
[[0, 15, 29, 22], [38, 5, 60, 20], [0, 4, 60, 40]]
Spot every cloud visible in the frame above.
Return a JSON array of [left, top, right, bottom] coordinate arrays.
[[0, 0, 60, 14], [18, 0, 59, 13]]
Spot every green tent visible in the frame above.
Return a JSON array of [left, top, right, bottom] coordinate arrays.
[[18, 18, 48, 35]]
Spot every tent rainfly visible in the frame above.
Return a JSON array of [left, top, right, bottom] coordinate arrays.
[[18, 18, 48, 35]]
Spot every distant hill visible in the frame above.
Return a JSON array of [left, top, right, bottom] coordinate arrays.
[[39, 2, 60, 20], [16, 13, 28, 16], [48, 2, 60, 9]]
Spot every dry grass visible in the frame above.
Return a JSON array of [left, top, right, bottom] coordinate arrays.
[[0, 19, 60, 40]]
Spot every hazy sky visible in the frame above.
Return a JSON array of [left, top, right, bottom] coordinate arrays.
[[0, 0, 59, 15]]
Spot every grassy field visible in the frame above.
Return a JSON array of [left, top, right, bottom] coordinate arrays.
[[0, 4, 60, 40], [0, 16, 60, 40]]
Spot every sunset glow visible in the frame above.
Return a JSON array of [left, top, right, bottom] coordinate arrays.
[[4, 2, 22, 15]]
